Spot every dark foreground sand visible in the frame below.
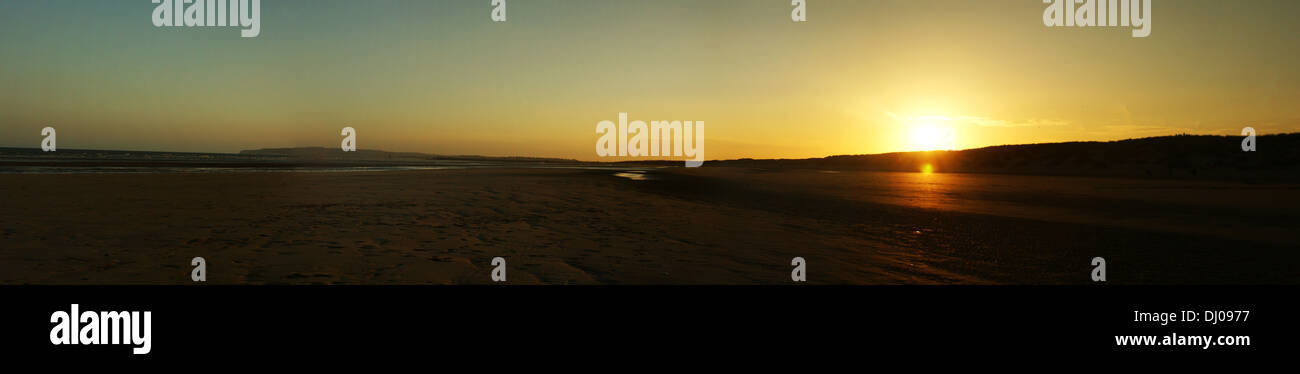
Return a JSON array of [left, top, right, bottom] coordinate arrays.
[[1, 168, 1296, 284]]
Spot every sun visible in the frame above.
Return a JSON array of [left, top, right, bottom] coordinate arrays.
[[910, 123, 956, 151]]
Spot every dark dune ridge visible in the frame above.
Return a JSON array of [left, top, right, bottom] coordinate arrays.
[[633, 134, 1300, 181]]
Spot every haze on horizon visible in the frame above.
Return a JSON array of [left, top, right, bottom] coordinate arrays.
[[1, 0, 1297, 161]]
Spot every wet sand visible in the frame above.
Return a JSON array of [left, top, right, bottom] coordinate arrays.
[[1, 168, 1296, 284]]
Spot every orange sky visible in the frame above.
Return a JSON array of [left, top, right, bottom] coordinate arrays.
[[0, 0, 1296, 160]]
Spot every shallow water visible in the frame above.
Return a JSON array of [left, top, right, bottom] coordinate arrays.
[[612, 171, 656, 181]]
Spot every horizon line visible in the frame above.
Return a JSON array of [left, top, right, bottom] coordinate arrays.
[[3, 132, 1291, 163]]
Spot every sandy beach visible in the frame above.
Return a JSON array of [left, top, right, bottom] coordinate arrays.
[[1, 167, 1296, 285]]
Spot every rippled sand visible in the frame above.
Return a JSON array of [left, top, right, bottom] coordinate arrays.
[[1, 168, 1295, 284]]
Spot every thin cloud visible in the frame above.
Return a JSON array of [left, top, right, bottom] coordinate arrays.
[[887, 113, 1069, 128]]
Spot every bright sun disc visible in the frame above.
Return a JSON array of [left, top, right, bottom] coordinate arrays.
[[911, 125, 955, 151]]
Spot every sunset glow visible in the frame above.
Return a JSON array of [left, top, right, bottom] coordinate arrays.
[[0, 0, 1296, 160], [909, 121, 957, 152]]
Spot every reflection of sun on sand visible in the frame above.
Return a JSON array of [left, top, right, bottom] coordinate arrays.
[[612, 171, 652, 181], [897, 166, 953, 210]]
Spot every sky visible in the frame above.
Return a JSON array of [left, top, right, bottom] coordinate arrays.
[[0, 0, 1297, 160]]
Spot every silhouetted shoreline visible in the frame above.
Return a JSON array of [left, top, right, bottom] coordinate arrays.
[[6, 134, 1296, 179]]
